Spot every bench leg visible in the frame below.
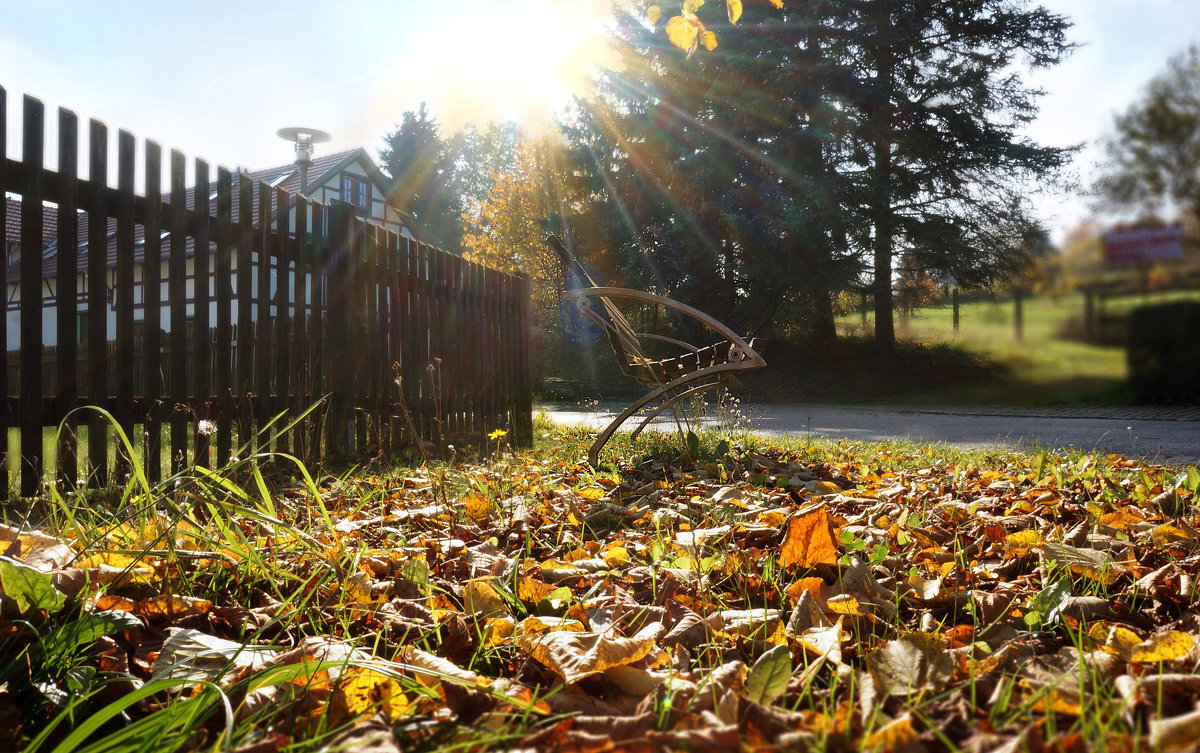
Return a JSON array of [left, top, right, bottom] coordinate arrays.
[[630, 381, 725, 440]]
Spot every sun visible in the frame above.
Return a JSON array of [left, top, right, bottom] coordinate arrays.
[[378, 0, 616, 129]]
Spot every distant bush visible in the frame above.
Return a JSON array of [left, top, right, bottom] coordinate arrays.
[[1127, 302, 1200, 404]]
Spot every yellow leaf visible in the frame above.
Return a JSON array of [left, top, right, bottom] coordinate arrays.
[[757, 509, 788, 527], [1099, 511, 1145, 530], [576, 486, 605, 501], [683, 0, 705, 12], [768, 0, 782, 7], [1100, 625, 1143, 660], [463, 493, 493, 524], [1004, 529, 1042, 558], [864, 713, 917, 751], [647, 5, 661, 25], [665, 15, 699, 52], [1152, 524, 1196, 544], [813, 481, 842, 497], [779, 506, 839, 569], [827, 594, 862, 616], [1128, 630, 1196, 663], [463, 578, 509, 619], [137, 595, 212, 619], [603, 546, 631, 566], [516, 615, 587, 639], [517, 576, 555, 604], [785, 576, 829, 609], [344, 573, 382, 606], [727, 0, 742, 24], [335, 668, 410, 723], [485, 617, 516, 647], [798, 618, 844, 663], [700, 30, 718, 51]]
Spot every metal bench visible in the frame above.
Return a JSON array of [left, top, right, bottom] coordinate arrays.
[[547, 235, 765, 465]]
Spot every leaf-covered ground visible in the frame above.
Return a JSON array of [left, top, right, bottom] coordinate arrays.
[[2, 425, 1200, 752]]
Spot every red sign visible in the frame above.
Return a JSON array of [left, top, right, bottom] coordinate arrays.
[[1102, 225, 1184, 266]]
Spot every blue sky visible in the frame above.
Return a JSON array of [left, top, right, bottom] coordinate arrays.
[[2, 0, 1198, 243]]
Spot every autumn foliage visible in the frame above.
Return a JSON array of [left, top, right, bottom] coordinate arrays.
[[1, 429, 1199, 751]]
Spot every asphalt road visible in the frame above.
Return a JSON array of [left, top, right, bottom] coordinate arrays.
[[538, 401, 1200, 467]]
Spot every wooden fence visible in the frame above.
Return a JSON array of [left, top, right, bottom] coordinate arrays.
[[1, 88, 532, 498]]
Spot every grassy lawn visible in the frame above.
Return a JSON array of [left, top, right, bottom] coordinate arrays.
[[1, 415, 1198, 751], [835, 289, 1200, 405]]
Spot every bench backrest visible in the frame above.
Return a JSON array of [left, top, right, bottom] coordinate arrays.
[[548, 235, 652, 381]]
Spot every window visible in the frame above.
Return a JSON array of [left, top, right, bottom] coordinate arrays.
[[340, 174, 371, 215]]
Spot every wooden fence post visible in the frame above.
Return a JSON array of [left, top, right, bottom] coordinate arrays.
[[325, 203, 354, 456], [193, 161, 212, 465], [235, 173, 254, 452], [273, 186, 290, 455], [20, 95, 45, 497], [0, 88, 8, 494], [143, 142, 163, 480], [86, 118, 108, 487], [254, 181, 271, 454], [115, 130, 135, 477], [514, 274, 533, 447], [215, 168, 233, 466], [56, 107, 79, 491], [168, 151, 189, 472]]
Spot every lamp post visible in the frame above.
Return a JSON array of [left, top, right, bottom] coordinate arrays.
[[276, 127, 331, 194]]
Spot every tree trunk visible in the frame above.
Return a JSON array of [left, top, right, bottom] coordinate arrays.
[[871, 21, 896, 357], [810, 288, 838, 347]]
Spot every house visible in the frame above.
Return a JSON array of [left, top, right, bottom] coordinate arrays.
[[5, 147, 416, 350]]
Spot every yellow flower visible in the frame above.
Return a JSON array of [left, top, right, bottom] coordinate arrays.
[[488, 429, 508, 441]]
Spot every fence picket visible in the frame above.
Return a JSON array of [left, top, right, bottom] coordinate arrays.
[[291, 197, 308, 461], [86, 119, 108, 487], [193, 160, 211, 463], [169, 150, 188, 471], [143, 142, 163, 481], [55, 107, 79, 491], [235, 173, 253, 446], [0, 88, 8, 493], [115, 130, 135, 475], [19, 95, 45, 496], [307, 201, 325, 464], [215, 167, 233, 466]]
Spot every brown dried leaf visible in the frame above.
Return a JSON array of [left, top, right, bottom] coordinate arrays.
[[866, 632, 953, 698], [517, 623, 663, 684]]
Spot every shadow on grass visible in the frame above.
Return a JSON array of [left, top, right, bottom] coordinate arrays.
[[539, 334, 1132, 407]]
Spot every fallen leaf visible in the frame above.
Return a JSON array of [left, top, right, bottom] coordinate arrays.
[[779, 506, 839, 569], [517, 623, 663, 684], [866, 633, 953, 698], [463, 493, 494, 524], [745, 644, 791, 705]]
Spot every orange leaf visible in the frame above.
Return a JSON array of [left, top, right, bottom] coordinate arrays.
[[779, 506, 839, 569], [785, 577, 829, 609]]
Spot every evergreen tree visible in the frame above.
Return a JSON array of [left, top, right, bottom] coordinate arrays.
[[574, 1, 862, 342], [834, 0, 1073, 353], [594, 0, 1073, 355]]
